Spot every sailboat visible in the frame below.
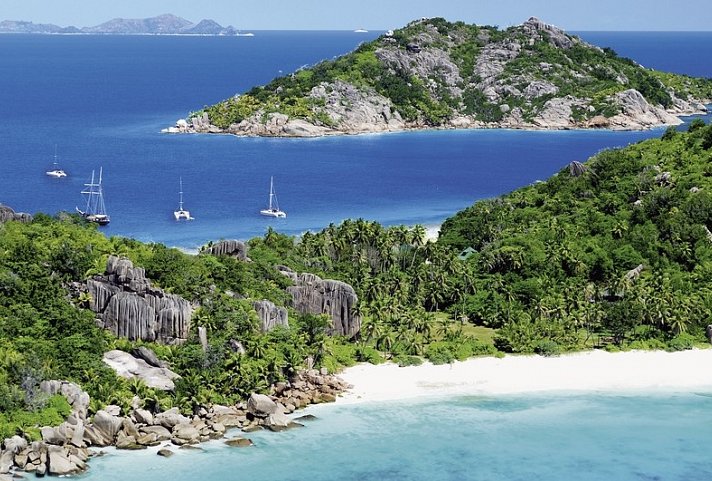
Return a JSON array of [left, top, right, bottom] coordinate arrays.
[[174, 177, 193, 221], [76, 168, 110, 225], [45, 145, 67, 178], [260, 176, 286, 218]]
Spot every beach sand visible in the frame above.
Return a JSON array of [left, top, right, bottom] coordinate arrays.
[[336, 349, 712, 404]]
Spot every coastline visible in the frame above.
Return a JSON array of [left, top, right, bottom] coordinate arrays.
[[335, 349, 712, 405]]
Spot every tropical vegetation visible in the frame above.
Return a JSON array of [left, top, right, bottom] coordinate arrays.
[[1, 121, 711, 438]]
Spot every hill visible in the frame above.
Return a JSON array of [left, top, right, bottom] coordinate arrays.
[[0, 14, 239, 36], [178, 17, 712, 137]]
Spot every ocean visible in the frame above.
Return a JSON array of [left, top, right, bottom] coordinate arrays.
[[79, 392, 712, 480], [0, 31, 710, 250], [3, 31, 712, 479]]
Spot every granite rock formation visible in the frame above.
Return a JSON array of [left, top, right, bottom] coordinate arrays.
[[0, 204, 32, 224], [103, 349, 180, 391], [278, 266, 361, 337], [203, 239, 250, 261], [253, 300, 289, 332], [86, 255, 192, 344]]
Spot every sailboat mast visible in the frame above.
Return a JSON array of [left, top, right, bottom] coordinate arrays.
[[54, 145, 58, 166], [179, 177, 184, 210], [269, 176, 274, 210], [97, 167, 106, 216]]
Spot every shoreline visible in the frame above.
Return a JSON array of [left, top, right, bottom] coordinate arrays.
[[335, 349, 712, 405]]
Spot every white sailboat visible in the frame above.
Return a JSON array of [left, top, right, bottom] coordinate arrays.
[[76, 167, 110, 225], [260, 176, 286, 218], [45, 145, 67, 178], [174, 177, 193, 221]]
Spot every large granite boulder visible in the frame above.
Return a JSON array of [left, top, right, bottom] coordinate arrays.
[[154, 408, 190, 430], [203, 240, 250, 261], [247, 393, 278, 417], [0, 204, 32, 224], [103, 350, 179, 391], [86, 256, 192, 344], [278, 267, 361, 337], [253, 300, 288, 332]]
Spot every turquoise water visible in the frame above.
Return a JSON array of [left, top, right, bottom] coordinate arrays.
[[79, 392, 712, 480]]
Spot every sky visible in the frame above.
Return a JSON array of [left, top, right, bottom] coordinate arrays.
[[3, 0, 712, 31]]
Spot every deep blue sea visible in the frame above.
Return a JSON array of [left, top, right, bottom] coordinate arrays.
[[0, 31, 710, 250]]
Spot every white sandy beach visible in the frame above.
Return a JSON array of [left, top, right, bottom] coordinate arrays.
[[336, 349, 712, 404]]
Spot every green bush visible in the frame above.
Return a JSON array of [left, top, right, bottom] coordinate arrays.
[[666, 332, 698, 352], [534, 340, 561, 357], [425, 342, 456, 365], [392, 355, 424, 367]]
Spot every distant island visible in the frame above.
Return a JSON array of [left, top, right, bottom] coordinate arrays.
[[169, 17, 712, 137], [0, 13, 244, 36]]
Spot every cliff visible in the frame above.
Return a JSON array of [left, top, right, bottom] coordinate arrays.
[[174, 17, 712, 137]]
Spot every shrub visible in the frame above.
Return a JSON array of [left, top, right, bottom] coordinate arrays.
[[392, 355, 424, 367], [425, 342, 456, 365], [666, 332, 697, 351], [534, 340, 561, 357]]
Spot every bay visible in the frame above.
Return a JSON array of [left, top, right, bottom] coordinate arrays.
[[0, 32, 710, 249]]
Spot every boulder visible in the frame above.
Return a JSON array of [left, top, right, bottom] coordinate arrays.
[[47, 445, 82, 476], [154, 408, 190, 430], [224, 437, 253, 448], [41, 425, 68, 445], [157, 448, 174, 457], [89, 410, 123, 446], [203, 240, 249, 261], [131, 346, 165, 368], [3, 436, 27, 454], [247, 393, 278, 417], [0, 450, 13, 474], [0, 204, 32, 224], [278, 267, 361, 337], [133, 408, 154, 426], [103, 349, 180, 391], [136, 433, 159, 446], [139, 425, 172, 441], [87, 256, 192, 344], [253, 300, 289, 332], [171, 424, 200, 445]]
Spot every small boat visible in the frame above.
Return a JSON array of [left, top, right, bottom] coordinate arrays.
[[235, 31, 255, 37], [354, 28, 368, 33], [76, 167, 110, 226], [260, 176, 286, 218], [174, 177, 193, 221], [45, 145, 67, 178]]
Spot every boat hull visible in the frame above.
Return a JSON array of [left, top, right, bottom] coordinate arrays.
[[46, 170, 67, 178], [260, 209, 286, 218], [174, 210, 193, 221]]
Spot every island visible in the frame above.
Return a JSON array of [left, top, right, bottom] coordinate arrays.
[[0, 14, 242, 36], [168, 17, 712, 137]]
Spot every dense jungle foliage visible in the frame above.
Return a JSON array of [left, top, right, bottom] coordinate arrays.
[[1, 122, 711, 437]]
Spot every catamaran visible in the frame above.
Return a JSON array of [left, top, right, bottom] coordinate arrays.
[[76, 168, 110, 225], [45, 145, 67, 178], [260, 176, 286, 218], [174, 177, 193, 221]]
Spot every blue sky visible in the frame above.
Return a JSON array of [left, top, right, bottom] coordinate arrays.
[[4, 0, 712, 31]]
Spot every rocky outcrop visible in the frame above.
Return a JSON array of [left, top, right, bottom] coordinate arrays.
[[253, 300, 288, 332], [203, 239, 250, 261], [278, 266, 361, 337], [0, 204, 32, 224], [103, 350, 180, 391], [609, 89, 683, 129], [39, 380, 90, 421], [86, 255, 192, 344]]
